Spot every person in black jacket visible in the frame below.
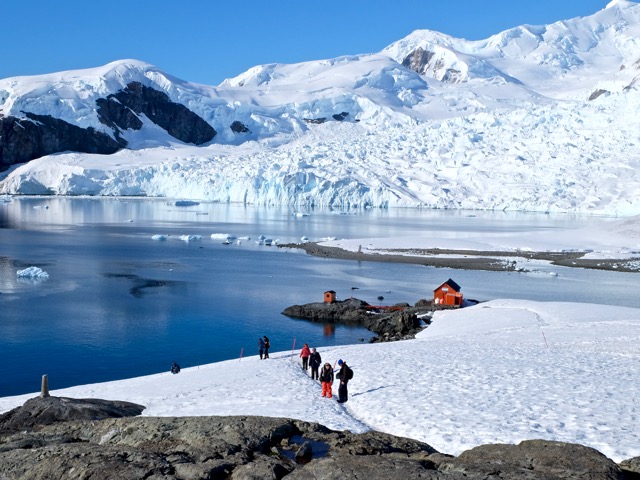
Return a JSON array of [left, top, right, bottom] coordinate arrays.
[[263, 336, 270, 358], [319, 363, 334, 398], [309, 348, 322, 380], [335, 359, 351, 403]]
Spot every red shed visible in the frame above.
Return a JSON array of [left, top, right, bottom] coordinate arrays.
[[433, 279, 463, 307], [324, 290, 337, 303]]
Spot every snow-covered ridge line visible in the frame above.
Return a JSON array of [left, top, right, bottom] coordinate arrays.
[[2, 2, 640, 214]]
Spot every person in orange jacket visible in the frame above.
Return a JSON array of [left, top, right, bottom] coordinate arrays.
[[319, 363, 334, 398], [299, 343, 311, 370]]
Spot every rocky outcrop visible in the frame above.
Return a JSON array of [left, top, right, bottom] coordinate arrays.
[[402, 47, 436, 75], [0, 113, 125, 170], [282, 297, 427, 342], [0, 81, 217, 171], [97, 81, 217, 145], [0, 396, 145, 434], [230, 120, 250, 133], [0, 401, 636, 480]]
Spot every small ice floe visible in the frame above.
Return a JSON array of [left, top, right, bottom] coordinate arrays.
[[17, 266, 49, 279], [294, 212, 310, 217], [256, 234, 267, 245], [152, 234, 169, 241], [300, 236, 310, 243], [179, 234, 202, 242], [210, 233, 237, 241], [238, 236, 251, 241], [124, 219, 134, 223], [33, 205, 49, 210], [321, 236, 336, 241], [174, 200, 200, 207], [264, 238, 273, 246]]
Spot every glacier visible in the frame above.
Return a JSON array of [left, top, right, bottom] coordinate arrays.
[[1, 1, 640, 215]]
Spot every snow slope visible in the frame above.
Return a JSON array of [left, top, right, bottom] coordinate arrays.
[[1, 299, 638, 463], [2, 2, 640, 214]]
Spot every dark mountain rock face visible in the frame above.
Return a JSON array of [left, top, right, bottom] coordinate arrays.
[[402, 47, 435, 75], [97, 81, 217, 145], [0, 81, 217, 171], [0, 113, 125, 171]]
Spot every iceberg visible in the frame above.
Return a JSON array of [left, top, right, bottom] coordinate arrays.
[[16, 266, 49, 279]]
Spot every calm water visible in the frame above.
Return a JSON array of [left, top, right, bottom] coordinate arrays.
[[1, 197, 639, 397]]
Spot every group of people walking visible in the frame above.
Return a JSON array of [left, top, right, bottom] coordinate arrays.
[[300, 343, 352, 403], [257, 338, 352, 403]]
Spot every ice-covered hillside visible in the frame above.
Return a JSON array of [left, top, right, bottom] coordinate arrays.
[[1, 1, 640, 214]]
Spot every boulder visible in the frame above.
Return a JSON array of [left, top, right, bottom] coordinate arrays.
[[438, 439, 626, 479], [0, 396, 145, 433]]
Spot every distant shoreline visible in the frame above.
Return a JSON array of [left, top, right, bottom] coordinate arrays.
[[279, 243, 640, 273]]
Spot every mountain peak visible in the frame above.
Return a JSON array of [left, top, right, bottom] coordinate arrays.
[[605, 0, 637, 8]]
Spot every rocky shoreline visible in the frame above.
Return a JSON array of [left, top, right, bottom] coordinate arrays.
[[279, 243, 640, 273], [1, 396, 638, 479], [282, 297, 433, 342]]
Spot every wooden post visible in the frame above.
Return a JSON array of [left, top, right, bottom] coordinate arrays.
[[40, 374, 50, 398]]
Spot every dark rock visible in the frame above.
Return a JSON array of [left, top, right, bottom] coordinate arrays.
[[439, 440, 626, 479], [402, 47, 435, 75], [588, 89, 609, 101], [620, 456, 640, 476], [0, 113, 125, 170], [303, 117, 326, 124], [230, 120, 250, 133], [295, 441, 313, 464], [0, 409, 633, 480], [97, 81, 216, 145], [282, 297, 424, 341], [332, 112, 349, 121], [0, 396, 145, 433]]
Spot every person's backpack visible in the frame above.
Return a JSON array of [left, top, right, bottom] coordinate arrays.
[[346, 366, 353, 380]]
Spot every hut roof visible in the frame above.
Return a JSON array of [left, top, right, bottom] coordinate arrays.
[[434, 278, 461, 293]]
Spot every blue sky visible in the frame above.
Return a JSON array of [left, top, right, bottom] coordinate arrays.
[[3, 0, 610, 85]]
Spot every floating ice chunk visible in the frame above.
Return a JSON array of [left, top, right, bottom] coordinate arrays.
[[124, 219, 134, 223], [152, 234, 168, 241], [17, 266, 49, 279], [33, 205, 49, 209], [174, 200, 200, 207], [210, 233, 237, 240], [179, 235, 202, 242], [238, 236, 251, 241], [321, 236, 337, 241], [300, 236, 310, 243], [294, 212, 309, 217]]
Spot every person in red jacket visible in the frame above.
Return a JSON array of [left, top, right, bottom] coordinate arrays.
[[299, 343, 311, 370], [319, 363, 334, 398]]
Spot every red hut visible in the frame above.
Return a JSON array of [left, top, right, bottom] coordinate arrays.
[[433, 279, 463, 307], [324, 290, 337, 303]]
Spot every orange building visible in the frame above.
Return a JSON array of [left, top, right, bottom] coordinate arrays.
[[433, 279, 463, 307], [324, 290, 337, 303]]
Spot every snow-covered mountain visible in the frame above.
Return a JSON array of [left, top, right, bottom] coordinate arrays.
[[2, 1, 640, 214]]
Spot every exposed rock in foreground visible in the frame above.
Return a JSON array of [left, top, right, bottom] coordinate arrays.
[[0, 396, 638, 479], [282, 297, 429, 342], [0, 413, 637, 479], [0, 396, 145, 434]]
